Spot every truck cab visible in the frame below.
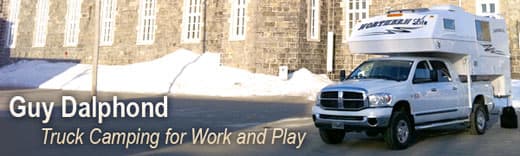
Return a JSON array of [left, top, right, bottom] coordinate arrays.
[[312, 5, 511, 149]]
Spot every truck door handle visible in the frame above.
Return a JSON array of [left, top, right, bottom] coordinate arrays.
[[431, 88, 437, 92], [452, 86, 458, 90]]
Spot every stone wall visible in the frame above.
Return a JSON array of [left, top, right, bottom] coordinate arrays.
[[3, 0, 331, 76], [3, 0, 520, 79], [220, 0, 257, 72], [179, 0, 224, 54], [502, 0, 520, 78], [221, 0, 327, 75], [324, 0, 373, 80], [8, 0, 209, 65], [0, 0, 7, 66], [254, 0, 324, 74]]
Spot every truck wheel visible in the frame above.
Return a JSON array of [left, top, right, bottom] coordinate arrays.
[[384, 111, 414, 149], [319, 129, 345, 144], [470, 104, 487, 135]]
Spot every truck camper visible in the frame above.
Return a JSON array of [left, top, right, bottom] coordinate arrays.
[[312, 5, 517, 149]]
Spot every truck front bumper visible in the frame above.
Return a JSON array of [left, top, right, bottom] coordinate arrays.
[[312, 106, 393, 131]]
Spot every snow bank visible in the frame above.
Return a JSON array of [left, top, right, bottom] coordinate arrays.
[[40, 49, 203, 93], [0, 49, 332, 100]]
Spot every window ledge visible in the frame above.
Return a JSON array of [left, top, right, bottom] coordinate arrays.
[[63, 45, 78, 48], [136, 42, 154, 45], [229, 38, 245, 41], [307, 38, 321, 42], [181, 40, 201, 44]]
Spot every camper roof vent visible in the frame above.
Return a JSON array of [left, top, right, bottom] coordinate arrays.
[[386, 8, 429, 14], [430, 5, 463, 12], [478, 14, 504, 19]]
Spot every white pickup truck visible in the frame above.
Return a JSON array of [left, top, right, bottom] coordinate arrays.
[[312, 5, 515, 149], [313, 56, 493, 149]]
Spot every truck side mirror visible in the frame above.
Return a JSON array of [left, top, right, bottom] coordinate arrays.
[[340, 70, 346, 81]]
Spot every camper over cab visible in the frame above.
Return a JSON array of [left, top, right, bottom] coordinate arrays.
[[349, 5, 511, 97]]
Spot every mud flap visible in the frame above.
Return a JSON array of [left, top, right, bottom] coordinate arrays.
[[500, 106, 518, 129]]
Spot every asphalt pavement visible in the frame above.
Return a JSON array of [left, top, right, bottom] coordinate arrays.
[[0, 89, 519, 156]]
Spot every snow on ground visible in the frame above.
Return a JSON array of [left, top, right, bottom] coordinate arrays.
[[0, 60, 77, 88], [0, 49, 332, 100]]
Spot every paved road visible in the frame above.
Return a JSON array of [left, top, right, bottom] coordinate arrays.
[[1, 89, 519, 156], [0, 89, 311, 156], [135, 115, 520, 156]]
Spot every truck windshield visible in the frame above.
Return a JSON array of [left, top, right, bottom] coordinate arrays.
[[348, 60, 413, 82]]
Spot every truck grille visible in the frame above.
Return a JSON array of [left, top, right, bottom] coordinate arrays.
[[320, 91, 365, 110]]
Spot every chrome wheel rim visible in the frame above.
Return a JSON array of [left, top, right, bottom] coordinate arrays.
[[397, 120, 409, 143], [477, 109, 486, 131]]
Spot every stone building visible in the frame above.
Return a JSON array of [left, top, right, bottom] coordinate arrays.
[[1, 0, 519, 78], [0, 0, 7, 66]]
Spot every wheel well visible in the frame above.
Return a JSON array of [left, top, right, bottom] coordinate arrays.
[[393, 101, 414, 123], [474, 95, 489, 120]]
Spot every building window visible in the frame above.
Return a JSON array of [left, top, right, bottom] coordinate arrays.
[[476, 0, 499, 16], [4, 0, 21, 48], [64, 0, 82, 47], [308, 0, 320, 41], [344, 0, 369, 41], [137, 0, 157, 45], [33, 0, 50, 47], [182, 0, 203, 43], [100, 0, 117, 46], [229, 0, 246, 41]]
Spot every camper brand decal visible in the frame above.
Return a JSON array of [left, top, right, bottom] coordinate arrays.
[[362, 27, 421, 36], [357, 16, 428, 31], [493, 28, 505, 33], [481, 44, 505, 55]]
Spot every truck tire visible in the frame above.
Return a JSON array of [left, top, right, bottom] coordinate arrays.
[[384, 111, 413, 149], [470, 104, 487, 135], [319, 129, 345, 144]]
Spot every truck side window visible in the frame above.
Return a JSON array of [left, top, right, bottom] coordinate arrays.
[[413, 61, 434, 84], [430, 61, 452, 82]]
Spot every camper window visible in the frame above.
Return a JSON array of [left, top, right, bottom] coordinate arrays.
[[443, 19, 456, 30], [475, 20, 491, 41]]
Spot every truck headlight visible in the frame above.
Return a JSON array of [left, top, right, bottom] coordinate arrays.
[[368, 93, 392, 107]]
